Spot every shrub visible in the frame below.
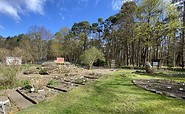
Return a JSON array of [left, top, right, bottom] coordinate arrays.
[[22, 80, 30, 86], [93, 59, 107, 67], [80, 47, 105, 69], [0, 65, 20, 89]]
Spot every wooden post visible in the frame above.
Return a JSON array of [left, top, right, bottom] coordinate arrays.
[[55, 58, 64, 76], [60, 63, 62, 76]]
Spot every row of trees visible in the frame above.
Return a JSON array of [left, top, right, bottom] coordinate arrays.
[[0, 0, 183, 67]]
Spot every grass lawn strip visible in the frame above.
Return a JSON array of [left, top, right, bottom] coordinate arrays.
[[17, 70, 185, 114]]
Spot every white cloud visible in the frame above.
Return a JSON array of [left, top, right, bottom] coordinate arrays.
[[0, 0, 20, 20], [25, 0, 46, 15], [0, 24, 5, 30], [112, 0, 133, 11], [59, 13, 65, 20], [0, 0, 46, 21]]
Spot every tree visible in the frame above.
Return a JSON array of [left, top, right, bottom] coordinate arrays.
[[91, 19, 104, 48], [118, 1, 137, 66], [48, 32, 63, 59], [19, 37, 34, 63], [71, 21, 91, 51], [80, 47, 105, 69], [27, 26, 52, 61], [0, 35, 5, 48], [135, 0, 180, 66], [0, 48, 10, 63]]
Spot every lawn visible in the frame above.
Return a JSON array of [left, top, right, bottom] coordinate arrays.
[[17, 70, 185, 114]]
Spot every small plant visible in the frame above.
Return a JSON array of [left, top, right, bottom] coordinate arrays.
[[39, 68, 48, 75], [48, 80, 59, 86], [23, 67, 38, 75], [21, 80, 32, 92], [75, 78, 86, 84], [21, 85, 33, 92], [22, 80, 30, 86]]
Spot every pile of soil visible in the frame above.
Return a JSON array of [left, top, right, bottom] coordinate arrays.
[[133, 79, 185, 99]]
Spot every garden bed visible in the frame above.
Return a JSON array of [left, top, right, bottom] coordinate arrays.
[[18, 86, 61, 103], [133, 79, 185, 99]]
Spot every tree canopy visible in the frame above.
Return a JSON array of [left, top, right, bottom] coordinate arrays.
[[80, 47, 105, 69], [0, 0, 183, 68]]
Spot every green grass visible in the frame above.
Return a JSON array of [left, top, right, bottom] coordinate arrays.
[[17, 70, 185, 114]]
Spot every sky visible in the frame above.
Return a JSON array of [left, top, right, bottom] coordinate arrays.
[[0, 0, 135, 37]]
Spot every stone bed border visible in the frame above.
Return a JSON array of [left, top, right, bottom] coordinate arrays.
[[132, 80, 185, 100]]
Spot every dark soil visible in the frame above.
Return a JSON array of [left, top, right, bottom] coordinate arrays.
[[133, 79, 185, 99]]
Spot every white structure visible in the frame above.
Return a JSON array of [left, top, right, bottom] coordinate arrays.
[[6, 57, 22, 65], [0, 99, 11, 114]]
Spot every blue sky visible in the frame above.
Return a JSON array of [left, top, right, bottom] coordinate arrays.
[[0, 0, 133, 37]]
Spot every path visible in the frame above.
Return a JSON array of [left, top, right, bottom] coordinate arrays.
[[6, 90, 34, 110]]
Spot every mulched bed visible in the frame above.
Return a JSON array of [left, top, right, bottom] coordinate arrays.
[[18, 87, 61, 103], [47, 76, 99, 92], [133, 79, 185, 99], [17, 75, 101, 104]]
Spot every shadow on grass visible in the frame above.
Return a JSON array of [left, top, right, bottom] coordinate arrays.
[[133, 71, 185, 81], [82, 75, 185, 114]]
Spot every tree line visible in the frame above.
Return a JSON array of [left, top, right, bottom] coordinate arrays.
[[0, 0, 183, 67]]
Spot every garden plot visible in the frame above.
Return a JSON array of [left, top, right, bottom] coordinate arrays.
[[133, 79, 185, 99], [17, 86, 61, 103], [17, 64, 109, 105], [46, 75, 100, 92], [16, 74, 102, 105]]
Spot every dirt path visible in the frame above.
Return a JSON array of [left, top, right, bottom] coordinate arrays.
[[6, 90, 34, 109], [81, 68, 116, 75]]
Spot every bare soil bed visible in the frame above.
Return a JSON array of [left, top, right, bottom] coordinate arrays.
[[17, 68, 116, 105], [133, 79, 185, 99]]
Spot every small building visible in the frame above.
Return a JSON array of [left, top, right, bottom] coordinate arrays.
[[6, 57, 22, 65]]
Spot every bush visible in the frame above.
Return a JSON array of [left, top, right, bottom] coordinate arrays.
[[0, 65, 20, 89], [93, 59, 107, 67], [80, 47, 105, 69]]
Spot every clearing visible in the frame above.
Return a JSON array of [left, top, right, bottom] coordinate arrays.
[[17, 69, 185, 114]]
